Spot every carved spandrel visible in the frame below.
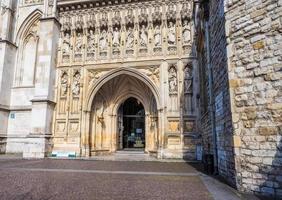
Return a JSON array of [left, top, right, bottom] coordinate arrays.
[[142, 66, 160, 85], [88, 70, 107, 87]]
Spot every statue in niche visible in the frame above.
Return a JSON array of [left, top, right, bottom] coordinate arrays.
[[168, 67, 178, 93], [184, 65, 193, 93], [72, 72, 81, 96], [99, 29, 108, 51], [167, 21, 176, 45], [154, 25, 162, 47], [87, 29, 96, 53], [97, 99, 105, 124], [126, 26, 134, 49], [61, 72, 68, 96], [75, 32, 83, 53], [112, 27, 120, 47], [182, 20, 191, 44], [140, 24, 148, 47], [62, 32, 71, 55]]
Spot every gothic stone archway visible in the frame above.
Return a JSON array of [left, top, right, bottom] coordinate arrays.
[[87, 73, 159, 156]]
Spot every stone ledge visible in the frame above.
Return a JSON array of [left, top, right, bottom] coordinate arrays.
[[0, 39, 17, 48], [0, 104, 32, 111]]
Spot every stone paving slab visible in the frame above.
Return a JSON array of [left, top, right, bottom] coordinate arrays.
[[0, 159, 259, 200], [0, 159, 199, 173], [0, 162, 212, 200]]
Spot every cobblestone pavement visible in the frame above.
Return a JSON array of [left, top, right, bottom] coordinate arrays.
[[0, 159, 243, 200]]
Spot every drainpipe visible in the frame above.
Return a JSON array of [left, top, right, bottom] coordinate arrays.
[[203, 0, 218, 175]]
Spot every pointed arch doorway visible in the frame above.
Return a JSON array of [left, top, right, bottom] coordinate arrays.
[[118, 97, 146, 150], [85, 69, 160, 157]]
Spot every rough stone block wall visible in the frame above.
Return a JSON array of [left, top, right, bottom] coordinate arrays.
[[209, 0, 236, 187], [197, 34, 213, 154], [225, 0, 282, 197], [200, 113, 213, 154]]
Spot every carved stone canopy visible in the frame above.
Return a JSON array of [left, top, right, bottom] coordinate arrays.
[[152, 6, 162, 25], [87, 13, 96, 29], [112, 10, 122, 27], [125, 9, 134, 27], [181, 2, 192, 22], [166, 4, 176, 23], [100, 12, 108, 29], [75, 15, 84, 30], [139, 7, 148, 25], [62, 15, 72, 31]]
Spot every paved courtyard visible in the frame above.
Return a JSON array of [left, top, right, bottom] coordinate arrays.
[[0, 159, 246, 200]]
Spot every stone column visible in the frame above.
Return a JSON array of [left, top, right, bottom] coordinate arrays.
[[0, 0, 17, 153], [23, 2, 61, 158]]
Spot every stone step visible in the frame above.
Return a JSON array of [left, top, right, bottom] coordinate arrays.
[[116, 150, 145, 155]]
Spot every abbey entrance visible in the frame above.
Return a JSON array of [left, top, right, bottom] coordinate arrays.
[[87, 71, 159, 156], [51, 0, 200, 159], [118, 97, 146, 150]]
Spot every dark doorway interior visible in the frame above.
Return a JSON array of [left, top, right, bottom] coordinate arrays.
[[121, 97, 145, 150]]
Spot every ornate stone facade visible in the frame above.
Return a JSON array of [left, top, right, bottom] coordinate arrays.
[[53, 0, 198, 159], [0, 0, 281, 198]]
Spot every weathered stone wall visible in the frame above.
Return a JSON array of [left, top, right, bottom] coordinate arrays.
[[224, 0, 282, 197], [196, 0, 236, 187], [209, 0, 236, 187]]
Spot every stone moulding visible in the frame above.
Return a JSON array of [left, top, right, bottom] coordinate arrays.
[[58, 0, 155, 10]]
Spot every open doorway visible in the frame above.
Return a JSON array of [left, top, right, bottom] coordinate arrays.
[[118, 97, 145, 150]]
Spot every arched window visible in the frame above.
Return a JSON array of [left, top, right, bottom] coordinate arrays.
[[21, 34, 38, 86], [15, 22, 39, 87]]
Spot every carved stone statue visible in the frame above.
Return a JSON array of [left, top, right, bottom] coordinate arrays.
[[168, 67, 178, 93], [154, 25, 162, 47], [167, 22, 176, 45], [184, 65, 193, 93], [126, 27, 134, 49], [62, 32, 71, 55], [97, 99, 105, 124], [72, 72, 81, 96], [99, 29, 108, 51], [182, 20, 191, 44], [75, 32, 83, 53], [112, 27, 120, 47], [61, 72, 68, 96], [87, 29, 96, 53], [140, 24, 148, 47]]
